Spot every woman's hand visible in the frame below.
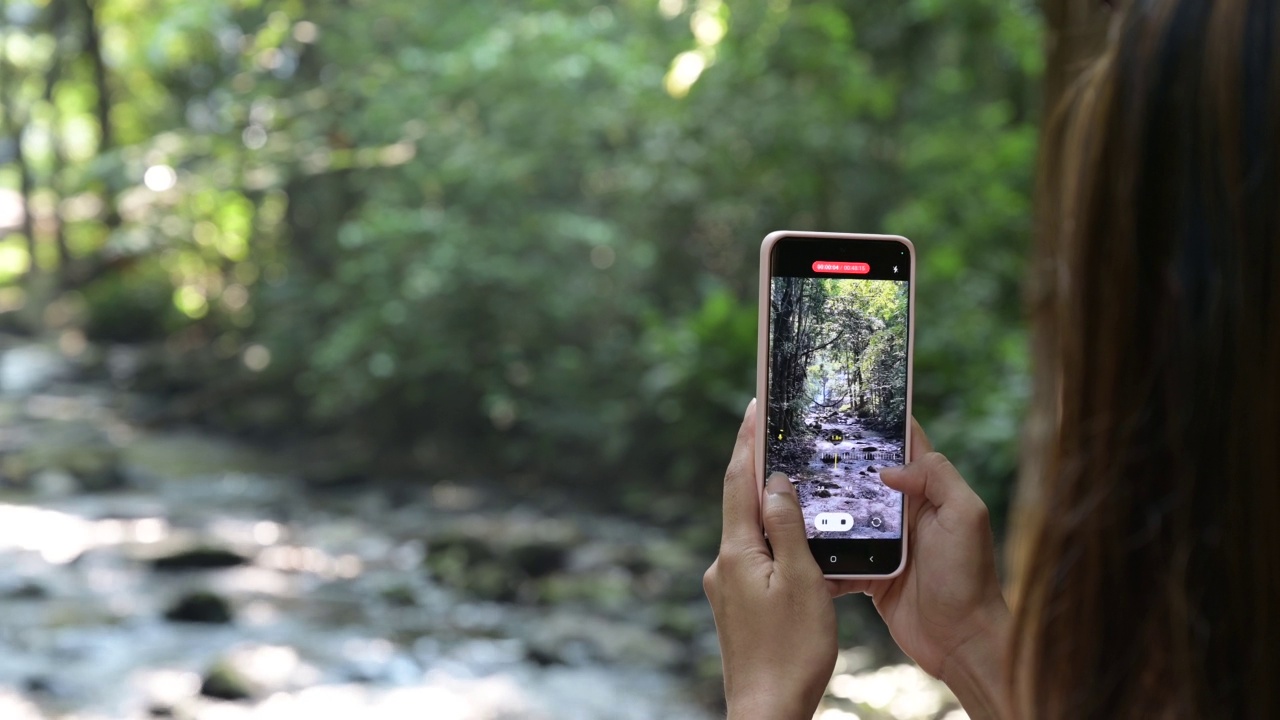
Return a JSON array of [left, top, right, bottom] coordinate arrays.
[[829, 418, 1012, 719], [703, 399, 835, 720]]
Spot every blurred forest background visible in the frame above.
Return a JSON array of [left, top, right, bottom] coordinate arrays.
[[0, 0, 1040, 521], [0, 0, 1113, 717]]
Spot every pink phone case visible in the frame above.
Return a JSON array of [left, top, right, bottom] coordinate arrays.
[[756, 230, 915, 580]]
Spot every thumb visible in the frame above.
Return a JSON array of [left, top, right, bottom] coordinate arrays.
[[877, 464, 920, 496], [878, 417, 933, 497], [878, 452, 970, 510], [761, 472, 812, 568]]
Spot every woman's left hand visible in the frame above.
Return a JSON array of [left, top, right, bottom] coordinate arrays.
[[703, 399, 835, 720]]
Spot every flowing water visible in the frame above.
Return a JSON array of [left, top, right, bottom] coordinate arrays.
[[0, 340, 715, 720], [0, 338, 962, 720], [795, 416, 905, 539]]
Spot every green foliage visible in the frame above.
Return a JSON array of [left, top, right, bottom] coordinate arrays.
[[0, 0, 1042, 526], [639, 284, 756, 502], [81, 259, 187, 342], [814, 279, 909, 431]]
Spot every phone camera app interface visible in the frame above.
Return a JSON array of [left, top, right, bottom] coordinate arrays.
[[766, 268, 909, 540]]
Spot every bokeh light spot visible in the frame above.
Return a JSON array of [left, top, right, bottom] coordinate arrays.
[[143, 164, 177, 192], [244, 344, 272, 372]]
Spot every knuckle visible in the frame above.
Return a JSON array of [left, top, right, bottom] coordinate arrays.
[[715, 545, 756, 577], [702, 564, 718, 595], [767, 509, 800, 533], [714, 548, 739, 574], [969, 497, 991, 525], [921, 451, 954, 474], [763, 498, 799, 527], [723, 450, 751, 487], [723, 462, 744, 487], [973, 493, 990, 515]]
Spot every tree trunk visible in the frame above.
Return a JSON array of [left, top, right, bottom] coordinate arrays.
[[79, 0, 113, 152], [768, 277, 798, 442], [42, 22, 71, 284]]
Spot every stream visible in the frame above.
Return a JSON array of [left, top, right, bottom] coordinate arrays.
[[796, 413, 905, 540], [0, 337, 963, 720]]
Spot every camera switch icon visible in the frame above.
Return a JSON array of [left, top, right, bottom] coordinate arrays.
[[815, 512, 854, 531]]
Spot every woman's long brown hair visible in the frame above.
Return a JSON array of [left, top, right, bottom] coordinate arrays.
[[1012, 0, 1280, 717]]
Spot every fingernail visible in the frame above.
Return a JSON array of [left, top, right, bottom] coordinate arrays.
[[877, 467, 902, 483], [745, 398, 757, 418], [766, 472, 791, 494]]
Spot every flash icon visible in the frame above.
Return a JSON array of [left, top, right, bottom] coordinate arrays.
[[893, 265, 899, 273]]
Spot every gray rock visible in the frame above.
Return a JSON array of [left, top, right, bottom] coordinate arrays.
[[507, 539, 569, 579], [3, 580, 50, 600], [199, 661, 253, 701], [0, 397, 23, 426], [23, 674, 74, 699], [150, 546, 250, 572], [425, 517, 582, 602], [31, 468, 80, 498], [380, 583, 419, 607], [522, 612, 683, 669], [0, 344, 70, 395], [163, 591, 234, 624], [120, 431, 286, 481], [1, 419, 123, 490]]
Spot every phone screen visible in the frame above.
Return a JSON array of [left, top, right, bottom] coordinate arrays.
[[764, 235, 912, 575]]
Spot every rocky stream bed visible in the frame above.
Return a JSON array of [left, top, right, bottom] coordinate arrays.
[[0, 336, 964, 720], [796, 416, 906, 540]]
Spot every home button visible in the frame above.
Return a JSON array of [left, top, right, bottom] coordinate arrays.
[[829, 555, 838, 563]]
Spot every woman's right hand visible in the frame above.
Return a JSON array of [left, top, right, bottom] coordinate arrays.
[[829, 419, 1013, 719]]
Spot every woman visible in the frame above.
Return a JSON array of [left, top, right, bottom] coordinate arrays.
[[704, 1, 1280, 718]]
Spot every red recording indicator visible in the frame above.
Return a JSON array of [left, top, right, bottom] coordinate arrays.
[[812, 261, 870, 274]]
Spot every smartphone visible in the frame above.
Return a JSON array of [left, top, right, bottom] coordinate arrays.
[[756, 231, 915, 578]]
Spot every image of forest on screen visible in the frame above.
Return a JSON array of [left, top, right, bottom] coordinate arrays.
[[767, 277, 909, 539]]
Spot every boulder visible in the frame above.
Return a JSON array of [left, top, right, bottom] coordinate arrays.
[[424, 517, 581, 603], [22, 674, 72, 699], [521, 612, 682, 669], [525, 646, 564, 667], [507, 539, 569, 579], [31, 468, 79, 498], [199, 662, 253, 701], [529, 569, 633, 609], [1, 419, 124, 491], [0, 344, 70, 395], [164, 591, 234, 624], [150, 547, 249, 572], [653, 602, 706, 643], [3, 580, 50, 600], [121, 431, 285, 482], [380, 583, 419, 608]]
